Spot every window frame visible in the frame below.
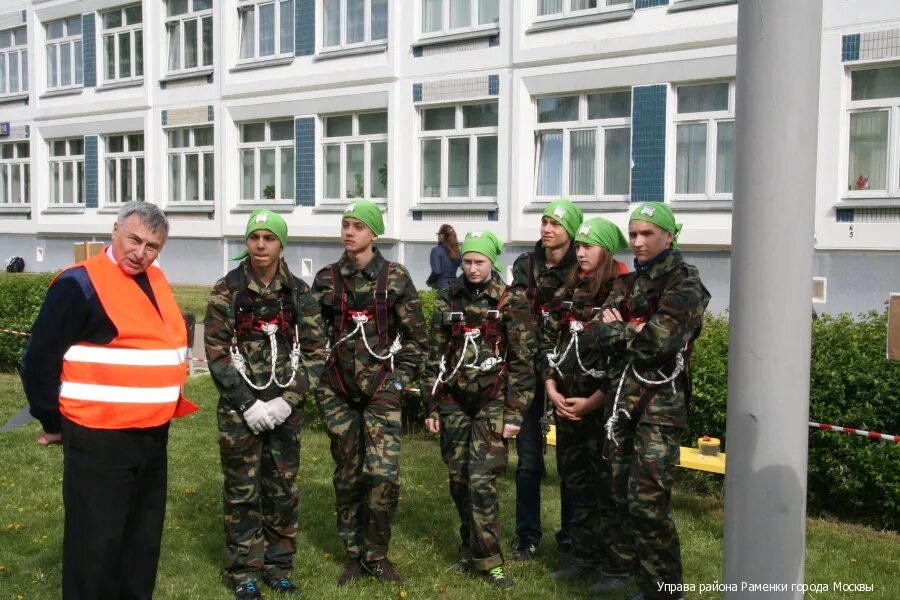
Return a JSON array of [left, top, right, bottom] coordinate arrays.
[[321, 111, 389, 204], [0, 141, 30, 206], [419, 0, 499, 39], [844, 63, 900, 199], [103, 133, 145, 205], [0, 26, 28, 97], [534, 0, 634, 22], [100, 4, 144, 83], [45, 17, 84, 91], [532, 90, 632, 203], [165, 0, 214, 75], [165, 125, 215, 204], [238, 0, 295, 63], [237, 119, 296, 203], [48, 138, 85, 205], [320, 0, 388, 51], [671, 79, 735, 202], [417, 101, 498, 203]]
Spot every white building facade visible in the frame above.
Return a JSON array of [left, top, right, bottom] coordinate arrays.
[[0, 0, 897, 315]]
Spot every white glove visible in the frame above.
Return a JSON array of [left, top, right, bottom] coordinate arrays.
[[266, 396, 293, 426], [243, 400, 275, 434]]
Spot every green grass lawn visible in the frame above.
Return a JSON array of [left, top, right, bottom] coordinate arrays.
[[172, 284, 212, 319], [1, 373, 897, 599]]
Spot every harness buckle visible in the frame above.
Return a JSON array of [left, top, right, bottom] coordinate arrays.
[[448, 311, 464, 322], [561, 301, 573, 311], [485, 309, 500, 319], [590, 306, 603, 314]]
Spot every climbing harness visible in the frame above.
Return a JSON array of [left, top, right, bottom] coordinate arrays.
[[325, 309, 403, 371], [430, 321, 505, 395], [547, 303, 606, 379], [230, 321, 302, 391]]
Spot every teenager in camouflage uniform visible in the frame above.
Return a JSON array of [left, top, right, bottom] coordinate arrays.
[[509, 199, 581, 561], [539, 218, 633, 592], [424, 232, 535, 589], [586, 202, 710, 600], [313, 200, 427, 586], [205, 210, 326, 600]]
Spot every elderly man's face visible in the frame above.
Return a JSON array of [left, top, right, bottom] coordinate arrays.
[[111, 214, 166, 276]]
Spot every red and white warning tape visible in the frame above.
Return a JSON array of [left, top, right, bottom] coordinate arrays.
[[0, 327, 30, 338], [809, 421, 898, 443]]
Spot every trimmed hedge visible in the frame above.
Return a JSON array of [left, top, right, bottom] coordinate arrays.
[[0, 272, 57, 372], [3, 274, 898, 528]]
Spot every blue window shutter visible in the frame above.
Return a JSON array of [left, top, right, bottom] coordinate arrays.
[[630, 84, 667, 203], [85, 135, 98, 208], [82, 13, 96, 88], [295, 0, 315, 56], [295, 117, 315, 206]]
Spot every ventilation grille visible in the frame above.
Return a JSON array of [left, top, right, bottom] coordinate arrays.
[[422, 37, 492, 57]]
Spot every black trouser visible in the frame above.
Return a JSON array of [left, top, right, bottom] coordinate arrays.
[[61, 416, 169, 600]]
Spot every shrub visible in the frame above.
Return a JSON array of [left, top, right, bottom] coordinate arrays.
[[0, 272, 56, 372]]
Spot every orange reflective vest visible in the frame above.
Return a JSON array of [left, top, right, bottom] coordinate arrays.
[[58, 250, 197, 429]]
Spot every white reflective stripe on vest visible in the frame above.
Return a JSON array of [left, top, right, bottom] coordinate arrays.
[[59, 382, 181, 404], [63, 345, 188, 366]]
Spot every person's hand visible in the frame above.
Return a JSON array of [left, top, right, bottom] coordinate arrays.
[[555, 401, 581, 422], [547, 389, 567, 410], [602, 308, 623, 323], [266, 397, 292, 426], [502, 424, 520, 439], [243, 400, 274, 434], [425, 418, 440, 434], [37, 431, 62, 446]]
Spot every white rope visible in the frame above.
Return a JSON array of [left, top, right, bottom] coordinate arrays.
[[547, 319, 605, 379], [230, 323, 301, 391], [604, 351, 685, 449], [430, 328, 505, 396], [325, 312, 402, 371]]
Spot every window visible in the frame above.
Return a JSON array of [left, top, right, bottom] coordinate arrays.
[[239, 120, 294, 202], [45, 17, 83, 89], [536, 0, 632, 19], [0, 27, 28, 96], [49, 138, 85, 205], [419, 102, 497, 200], [0, 142, 29, 205], [421, 0, 498, 35], [534, 90, 631, 200], [323, 112, 387, 201], [166, 0, 213, 73], [239, 0, 294, 61], [673, 81, 734, 199], [846, 65, 900, 196], [323, 0, 388, 49], [101, 5, 143, 82], [167, 126, 214, 202], [105, 134, 144, 204]]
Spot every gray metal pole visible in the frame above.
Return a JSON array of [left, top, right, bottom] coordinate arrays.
[[723, 1, 822, 598]]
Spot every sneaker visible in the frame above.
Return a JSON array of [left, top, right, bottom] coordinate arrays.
[[556, 537, 575, 563], [234, 581, 263, 600], [451, 546, 473, 573], [266, 576, 298, 594], [590, 576, 630, 594], [510, 538, 539, 561], [363, 557, 403, 584], [550, 564, 596, 581], [483, 565, 515, 589], [337, 558, 366, 586]]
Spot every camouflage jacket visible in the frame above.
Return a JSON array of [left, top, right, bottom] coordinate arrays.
[[511, 240, 579, 350], [204, 258, 326, 411], [425, 273, 536, 428], [587, 249, 710, 428], [540, 274, 618, 398], [313, 248, 428, 398]]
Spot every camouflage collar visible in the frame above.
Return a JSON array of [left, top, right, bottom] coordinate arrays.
[[338, 246, 386, 280], [637, 248, 684, 281], [532, 239, 578, 273], [242, 257, 290, 293], [449, 272, 506, 302]]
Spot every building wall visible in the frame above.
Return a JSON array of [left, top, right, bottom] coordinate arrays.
[[0, 0, 898, 316]]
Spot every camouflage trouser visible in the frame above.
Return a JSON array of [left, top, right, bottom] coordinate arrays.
[[217, 400, 303, 586], [438, 397, 508, 571], [555, 412, 628, 576], [317, 383, 401, 561], [607, 420, 683, 600]]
